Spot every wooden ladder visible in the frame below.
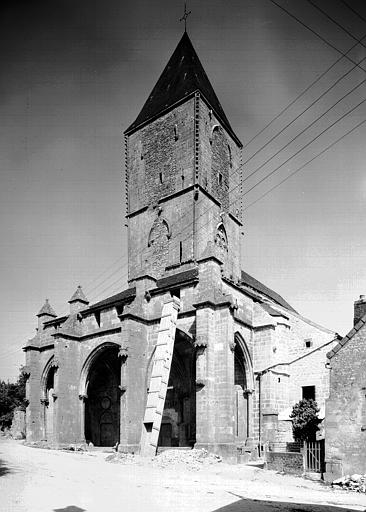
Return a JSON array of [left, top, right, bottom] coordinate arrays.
[[140, 296, 180, 457]]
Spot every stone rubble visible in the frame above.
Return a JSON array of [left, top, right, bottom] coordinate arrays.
[[106, 448, 222, 471], [332, 474, 366, 492]]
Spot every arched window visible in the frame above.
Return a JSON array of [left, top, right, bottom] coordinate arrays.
[[215, 223, 228, 252]]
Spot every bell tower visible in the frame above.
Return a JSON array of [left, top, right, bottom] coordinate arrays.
[[124, 32, 243, 284]]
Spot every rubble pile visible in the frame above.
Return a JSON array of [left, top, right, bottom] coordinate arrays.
[[332, 474, 366, 492], [152, 448, 222, 470], [106, 452, 137, 464], [106, 448, 222, 470]]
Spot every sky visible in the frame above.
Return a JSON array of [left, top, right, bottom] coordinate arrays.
[[1, 0, 366, 381]]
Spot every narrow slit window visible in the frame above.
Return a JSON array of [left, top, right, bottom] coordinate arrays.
[[218, 172, 223, 186], [159, 172, 163, 184], [179, 241, 183, 263]]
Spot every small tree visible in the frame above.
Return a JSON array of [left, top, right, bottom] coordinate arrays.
[[0, 367, 27, 430], [290, 399, 320, 442]]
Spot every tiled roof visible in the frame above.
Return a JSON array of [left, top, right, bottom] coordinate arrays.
[[240, 270, 297, 313], [37, 299, 57, 318], [87, 287, 136, 312], [157, 268, 199, 290], [327, 314, 366, 359], [69, 285, 89, 304], [125, 32, 241, 146], [261, 303, 289, 319]]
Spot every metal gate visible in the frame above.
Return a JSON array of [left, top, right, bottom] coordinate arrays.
[[304, 440, 325, 473]]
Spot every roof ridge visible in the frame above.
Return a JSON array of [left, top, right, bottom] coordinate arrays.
[[240, 270, 297, 313], [327, 314, 366, 359]]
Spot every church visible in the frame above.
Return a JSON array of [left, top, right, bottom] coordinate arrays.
[[24, 31, 337, 460]]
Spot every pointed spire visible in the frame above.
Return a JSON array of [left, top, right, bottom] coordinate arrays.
[[69, 285, 89, 305], [37, 299, 57, 318], [125, 32, 241, 146]]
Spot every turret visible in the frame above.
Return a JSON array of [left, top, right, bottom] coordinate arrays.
[[68, 285, 89, 314], [37, 299, 57, 330]]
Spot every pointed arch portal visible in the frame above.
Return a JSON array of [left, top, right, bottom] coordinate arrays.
[[83, 344, 121, 447], [158, 329, 196, 447], [234, 333, 254, 443]]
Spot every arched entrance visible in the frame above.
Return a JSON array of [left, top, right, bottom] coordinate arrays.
[[40, 357, 58, 443], [158, 330, 196, 447], [234, 334, 254, 443], [84, 345, 120, 447]]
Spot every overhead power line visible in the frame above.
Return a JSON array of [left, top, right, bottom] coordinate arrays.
[[240, 98, 366, 198], [244, 118, 366, 211], [242, 56, 366, 168], [269, 0, 366, 73], [306, 0, 366, 47], [243, 33, 366, 150], [340, 0, 366, 24], [242, 76, 366, 185]]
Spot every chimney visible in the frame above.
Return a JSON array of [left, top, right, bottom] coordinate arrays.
[[354, 295, 366, 326]]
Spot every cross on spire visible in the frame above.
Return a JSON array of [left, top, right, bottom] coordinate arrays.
[[180, 2, 191, 32]]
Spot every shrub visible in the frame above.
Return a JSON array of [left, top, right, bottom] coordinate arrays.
[[290, 399, 320, 442]]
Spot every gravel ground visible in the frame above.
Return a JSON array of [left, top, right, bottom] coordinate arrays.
[[0, 439, 365, 512]]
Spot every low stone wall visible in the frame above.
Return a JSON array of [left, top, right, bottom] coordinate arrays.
[[266, 451, 304, 475]]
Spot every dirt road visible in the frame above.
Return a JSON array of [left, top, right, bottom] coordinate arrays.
[[1, 439, 365, 512]]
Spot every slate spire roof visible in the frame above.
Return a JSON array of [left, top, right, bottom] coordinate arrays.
[[37, 299, 57, 318], [125, 31, 241, 145], [68, 285, 89, 304]]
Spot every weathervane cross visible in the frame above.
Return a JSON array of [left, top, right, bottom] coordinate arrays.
[[180, 2, 191, 32]]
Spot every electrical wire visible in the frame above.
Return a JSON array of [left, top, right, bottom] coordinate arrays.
[[243, 117, 366, 211], [269, 0, 366, 73]]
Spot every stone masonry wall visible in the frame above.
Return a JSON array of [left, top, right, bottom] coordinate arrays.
[[325, 325, 366, 477], [127, 99, 195, 214]]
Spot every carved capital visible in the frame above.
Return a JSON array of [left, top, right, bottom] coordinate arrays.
[[118, 346, 128, 361], [79, 393, 88, 402], [195, 378, 206, 388], [40, 398, 49, 406], [51, 358, 60, 370], [118, 384, 127, 394], [194, 337, 208, 350]]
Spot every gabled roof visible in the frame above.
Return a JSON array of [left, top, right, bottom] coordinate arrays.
[[69, 285, 89, 304], [240, 270, 297, 313], [327, 314, 366, 359], [125, 32, 241, 146], [37, 299, 57, 318]]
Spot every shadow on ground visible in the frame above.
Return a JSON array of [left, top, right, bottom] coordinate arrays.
[[213, 493, 366, 512], [53, 507, 86, 512], [0, 458, 11, 477]]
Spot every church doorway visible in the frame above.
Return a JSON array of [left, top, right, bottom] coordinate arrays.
[[234, 335, 253, 443], [84, 345, 120, 447], [158, 330, 196, 447], [44, 365, 56, 443]]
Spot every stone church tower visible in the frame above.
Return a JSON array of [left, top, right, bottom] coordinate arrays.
[[24, 32, 337, 460]]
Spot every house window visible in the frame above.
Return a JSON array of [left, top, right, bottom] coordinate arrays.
[[302, 385, 316, 401], [304, 338, 313, 348]]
